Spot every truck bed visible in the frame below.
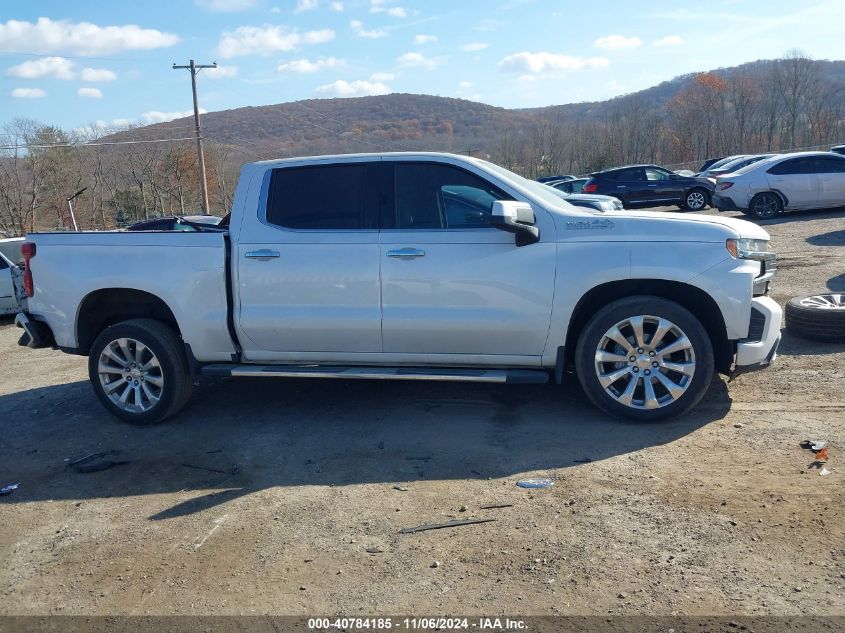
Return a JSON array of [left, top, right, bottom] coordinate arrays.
[[25, 231, 236, 361]]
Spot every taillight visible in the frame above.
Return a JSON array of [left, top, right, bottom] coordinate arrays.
[[718, 182, 734, 191], [22, 242, 35, 297], [583, 182, 598, 193]]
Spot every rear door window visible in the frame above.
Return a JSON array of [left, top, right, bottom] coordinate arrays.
[[265, 162, 380, 230], [615, 168, 645, 181]]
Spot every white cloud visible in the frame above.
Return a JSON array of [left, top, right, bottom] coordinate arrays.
[[653, 35, 683, 47], [195, 0, 258, 10], [459, 80, 472, 88], [330, 1, 344, 10], [277, 57, 344, 73], [204, 65, 238, 78], [593, 34, 642, 50], [414, 34, 437, 44], [11, 87, 47, 98], [0, 17, 179, 56], [6, 56, 75, 80], [497, 52, 609, 74], [459, 42, 488, 52], [350, 20, 386, 39], [141, 109, 206, 124], [315, 79, 390, 97], [77, 87, 103, 99], [294, 0, 318, 13], [396, 51, 441, 70], [217, 25, 335, 57], [270, 6, 282, 13], [370, 71, 394, 81], [81, 67, 117, 82], [370, 0, 406, 17]]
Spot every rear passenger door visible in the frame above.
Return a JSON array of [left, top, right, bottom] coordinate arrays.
[[766, 157, 820, 209], [610, 167, 647, 205], [378, 160, 556, 361], [235, 160, 383, 359], [813, 156, 845, 208]]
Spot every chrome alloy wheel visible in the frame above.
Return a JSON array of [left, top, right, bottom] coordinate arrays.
[[98, 337, 164, 413], [798, 294, 845, 310], [594, 315, 696, 410], [686, 190, 706, 210]]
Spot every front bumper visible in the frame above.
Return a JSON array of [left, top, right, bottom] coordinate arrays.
[[15, 312, 55, 349], [733, 296, 782, 374]]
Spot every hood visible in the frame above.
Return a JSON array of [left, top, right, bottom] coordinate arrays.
[[609, 210, 769, 240], [553, 208, 770, 243]]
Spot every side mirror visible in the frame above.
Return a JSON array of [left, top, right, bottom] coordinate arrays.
[[491, 201, 540, 246], [669, 173, 683, 180]]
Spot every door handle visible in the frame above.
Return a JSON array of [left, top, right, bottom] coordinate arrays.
[[616, 185, 627, 188], [245, 249, 280, 260], [387, 248, 426, 259], [647, 184, 657, 187]]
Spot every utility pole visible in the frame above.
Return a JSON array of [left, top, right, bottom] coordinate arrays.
[[66, 187, 87, 232], [172, 59, 217, 215]]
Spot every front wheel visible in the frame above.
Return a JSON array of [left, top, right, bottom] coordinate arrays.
[[748, 192, 782, 220], [88, 319, 193, 425], [679, 188, 709, 211], [575, 296, 714, 421]]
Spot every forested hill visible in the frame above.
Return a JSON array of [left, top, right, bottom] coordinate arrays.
[[128, 57, 845, 164]]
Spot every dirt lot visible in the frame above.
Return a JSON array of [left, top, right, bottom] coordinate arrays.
[[1, 207, 844, 616]]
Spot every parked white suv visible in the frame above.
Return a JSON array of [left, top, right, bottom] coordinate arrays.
[[713, 151, 845, 219]]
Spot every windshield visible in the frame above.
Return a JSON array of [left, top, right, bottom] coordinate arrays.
[[706, 155, 747, 171], [478, 160, 592, 213]]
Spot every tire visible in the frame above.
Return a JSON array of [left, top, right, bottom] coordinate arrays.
[[785, 293, 845, 343], [748, 192, 783, 220], [575, 296, 714, 421], [88, 318, 193, 424], [683, 188, 709, 211]]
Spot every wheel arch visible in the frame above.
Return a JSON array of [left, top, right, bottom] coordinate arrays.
[[564, 279, 733, 375], [76, 288, 181, 354], [752, 189, 789, 208]]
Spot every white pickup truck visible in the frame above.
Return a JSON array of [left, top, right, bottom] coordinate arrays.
[[15, 152, 782, 424]]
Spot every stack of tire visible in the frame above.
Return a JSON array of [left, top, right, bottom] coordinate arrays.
[[785, 293, 845, 343]]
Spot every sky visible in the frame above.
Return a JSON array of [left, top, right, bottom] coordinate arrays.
[[1, 0, 844, 132]]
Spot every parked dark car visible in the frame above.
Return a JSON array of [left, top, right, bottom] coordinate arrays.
[[537, 175, 576, 183], [698, 157, 725, 172], [832, 145, 845, 156], [548, 178, 587, 194], [583, 164, 713, 211], [126, 215, 226, 232]]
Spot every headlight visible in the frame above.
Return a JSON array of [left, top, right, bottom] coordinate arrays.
[[726, 238, 775, 262]]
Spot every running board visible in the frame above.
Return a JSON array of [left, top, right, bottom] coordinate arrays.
[[200, 364, 549, 384]]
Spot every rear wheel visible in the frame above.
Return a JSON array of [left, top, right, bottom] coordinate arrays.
[[88, 318, 192, 425], [749, 192, 782, 220], [575, 296, 714, 421]]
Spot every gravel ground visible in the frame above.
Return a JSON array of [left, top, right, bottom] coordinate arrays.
[[0, 207, 843, 616]]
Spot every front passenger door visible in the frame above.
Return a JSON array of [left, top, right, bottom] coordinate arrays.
[[814, 157, 845, 208], [379, 160, 556, 361]]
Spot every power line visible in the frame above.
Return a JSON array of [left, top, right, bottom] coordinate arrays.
[[0, 136, 197, 151]]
